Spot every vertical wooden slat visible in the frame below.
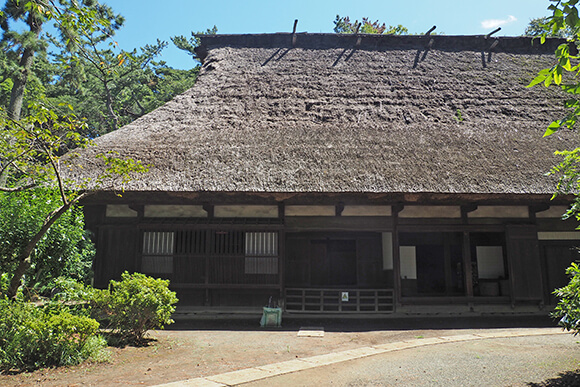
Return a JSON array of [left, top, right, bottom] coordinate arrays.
[[507, 225, 543, 303], [279, 230, 285, 304], [393, 224, 401, 306], [463, 231, 474, 298]]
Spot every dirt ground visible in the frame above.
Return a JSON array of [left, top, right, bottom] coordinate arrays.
[[0, 316, 575, 387]]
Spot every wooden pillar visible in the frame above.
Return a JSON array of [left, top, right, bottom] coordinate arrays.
[[460, 205, 477, 303], [204, 229, 212, 306], [444, 234, 453, 295], [392, 204, 403, 306], [279, 203, 286, 309], [462, 231, 474, 299], [279, 229, 286, 310]]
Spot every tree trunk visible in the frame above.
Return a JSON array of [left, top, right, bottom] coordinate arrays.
[[7, 15, 42, 121], [7, 48, 34, 121]]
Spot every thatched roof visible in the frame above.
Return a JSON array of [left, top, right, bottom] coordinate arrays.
[[67, 33, 577, 196]]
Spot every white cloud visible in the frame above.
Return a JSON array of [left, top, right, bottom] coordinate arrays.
[[481, 15, 517, 30]]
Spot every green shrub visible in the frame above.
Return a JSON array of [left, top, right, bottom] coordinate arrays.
[[0, 189, 95, 298], [50, 276, 95, 303], [92, 272, 178, 345], [0, 299, 106, 372], [553, 262, 580, 334]]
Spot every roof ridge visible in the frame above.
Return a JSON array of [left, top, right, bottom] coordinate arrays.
[[195, 33, 567, 62]]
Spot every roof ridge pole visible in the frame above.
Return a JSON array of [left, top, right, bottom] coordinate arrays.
[[417, 25, 437, 65], [485, 27, 501, 39], [485, 27, 501, 64], [292, 19, 298, 47], [424, 25, 436, 49]]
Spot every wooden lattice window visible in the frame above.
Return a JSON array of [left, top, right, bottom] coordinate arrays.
[[244, 232, 278, 274], [142, 231, 174, 274]]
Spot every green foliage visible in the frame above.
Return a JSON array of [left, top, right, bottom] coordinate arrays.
[[553, 262, 580, 334], [0, 189, 95, 296], [333, 15, 408, 35], [0, 99, 149, 299], [527, 3, 580, 135], [529, 3, 580, 205], [531, 2, 580, 334], [51, 276, 95, 302], [171, 25, 218, 61], [49, 31, 189, 135], [1, 1, 200, 136], [1, 0, 123, 120], [528, 3, 580, 191], [525, 16, 578, 38], [0, 298, 106, 372], [91, 272, 178, 344]]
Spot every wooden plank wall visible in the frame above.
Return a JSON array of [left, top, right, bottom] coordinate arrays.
[[506, 225, 544, 303]]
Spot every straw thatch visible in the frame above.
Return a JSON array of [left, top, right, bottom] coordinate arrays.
[[66, 33, 576, 195]]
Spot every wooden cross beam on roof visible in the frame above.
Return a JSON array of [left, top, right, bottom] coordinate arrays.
[[486, 27, 501, 39]]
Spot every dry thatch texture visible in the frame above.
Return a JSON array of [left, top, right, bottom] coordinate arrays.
[[66, 34, 576, 195]]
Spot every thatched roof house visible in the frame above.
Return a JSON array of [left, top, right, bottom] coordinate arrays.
[[72, 34, 571, 198], [75, 33, 580, 316]]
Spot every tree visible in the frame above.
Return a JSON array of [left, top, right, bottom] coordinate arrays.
[[45, 6, 199, 136], [2, 1, 199, 137], [1, 0, 46, 120], [51, 38, 166, 134], [0, 99, 147, 300], [553, 262, 580, 333], [171, 25, 218, 61], [0, 0, 114, 121], [528, 0, 580, 334], [47, 43, 199, 137], [524, 16, 577, 38], [333, 15, 408, 35], [0, 189, 95, 296]]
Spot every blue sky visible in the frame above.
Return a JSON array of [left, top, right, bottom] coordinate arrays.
[[102, 1, 551, 69]]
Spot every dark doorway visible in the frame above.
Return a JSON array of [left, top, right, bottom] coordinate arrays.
[[415, 245, 446, 293], [311, 239, 357, 286], [399, 232, 464, 297]]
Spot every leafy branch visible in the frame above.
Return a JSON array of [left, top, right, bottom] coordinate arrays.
[[1, 100, 148, 298]]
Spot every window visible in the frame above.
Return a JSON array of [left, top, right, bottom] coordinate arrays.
[[142, 232, 174, 274], [244, 232, 278, 274], [141, 229, 280, 279]]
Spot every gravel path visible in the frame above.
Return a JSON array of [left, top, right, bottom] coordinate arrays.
[[239, 333, 579, 387]]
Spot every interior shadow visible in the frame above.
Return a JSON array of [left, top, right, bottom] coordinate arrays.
[[169, 314, 555, 333]]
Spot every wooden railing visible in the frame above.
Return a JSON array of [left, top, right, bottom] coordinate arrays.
[[285, 288, 394, 313]]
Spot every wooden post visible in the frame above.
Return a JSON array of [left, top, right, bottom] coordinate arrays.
[[292, 19, 298, 47], [279, 229, 286, 310], [392, 204, 403, 306], [444, 233, 453, 295], [486, 27, 501, 38], [462, 231, 473, 299], [204, 229, 212, 306]]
